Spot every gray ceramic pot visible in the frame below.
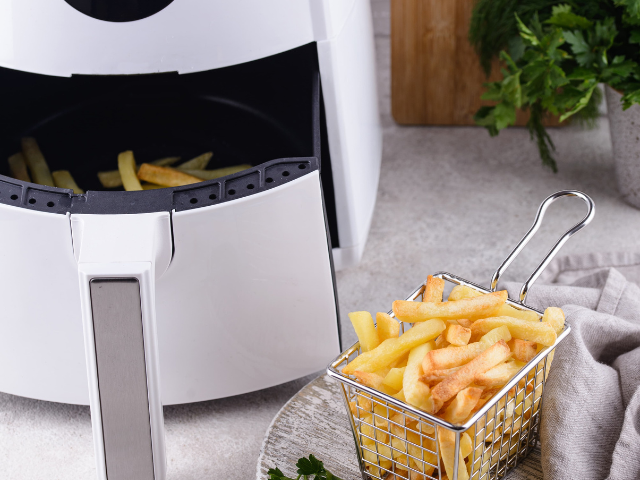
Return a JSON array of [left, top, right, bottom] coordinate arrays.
[[606, 85, 640, 208]]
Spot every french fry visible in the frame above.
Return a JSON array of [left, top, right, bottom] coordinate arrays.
[[118, 151, 142, 191], [97, 170, 124, 188], [404, 342, 435, 411], [180, 164, 251, 180], [479, 325, 512, 346], [435, 333, 449, 349], [176, 151, 213, 170], [431, 340, 511, 412], [542, 307, 565, 334], [442, 387, 483, 424], [152, 156, 181, 167], [21, 137, 54, 186], [509, 338, 537, 362], [352, 371, 397, 395], [376, 312, 400, 341], [343, 319, 445, 375], [448, 285, 538, 321], [475, 361, 522, 387], [422, 342, 485, 373], [438, 427, 469, 480], [8, 153, 31, 182], [470, 316, 557, 346], [383, 367, 406, 391], [423, 275, 445, 302], [457, 318, 473, 328], [349, 311, 380, 352], [142, 183, 165, 190], [137, 163, 202, 187], [392, 389, 406, 402], [446, 324, 471, 346], [52, 170, 84, 194], [460, 432, 473, 458], [393, 291, 507, 323], [419, 366, 462, 386]]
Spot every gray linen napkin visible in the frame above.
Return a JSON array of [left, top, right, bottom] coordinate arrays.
[[505, 259, 640, 480]]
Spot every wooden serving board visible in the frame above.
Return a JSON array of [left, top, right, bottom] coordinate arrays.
[[256, 374, 544, 480], [391, 0, 558, 127]]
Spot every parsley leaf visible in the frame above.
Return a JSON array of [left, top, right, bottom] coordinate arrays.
[[270, 455, 343, 480]]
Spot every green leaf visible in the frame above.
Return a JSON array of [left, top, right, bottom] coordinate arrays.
[[508, 35, 526, 62], [474, 106, 500, 136], [480, 82, 503, 101], [296, 455, 325, 477], [267, 467, 295, 480], [563, 30, 594, 66], [614, 0, 640, 20], [630, 30, 640, 44], [547, 4, 593, 29], [621, 88, 640, 109], [559, 84, 597, 122], [515, 13, 540, 46], [493, 102, 517, 130]]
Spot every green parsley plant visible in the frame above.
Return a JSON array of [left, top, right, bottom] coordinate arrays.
[[268, 454, 343, 480]]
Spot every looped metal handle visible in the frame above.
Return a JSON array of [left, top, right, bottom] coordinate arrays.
[[490, 190, 595, 304]]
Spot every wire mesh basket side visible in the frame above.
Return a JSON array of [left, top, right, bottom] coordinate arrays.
[[334, 343, 556, 480]]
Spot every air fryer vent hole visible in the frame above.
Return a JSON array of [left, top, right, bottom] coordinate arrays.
[[228, 189, 236, 195], [298, 164, 307, 169], [247, 184, 255, 190], [282, 171, 290, 177], [266, 177, 274, 183], [47, 201, 55, 207], [10, 194, 17, 200], [209, 194, 217, 200], [190, 198, 198, 204], [28, 198, 36, 204]]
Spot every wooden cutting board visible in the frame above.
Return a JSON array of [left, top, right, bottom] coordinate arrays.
[[391, 0, 558, 127]]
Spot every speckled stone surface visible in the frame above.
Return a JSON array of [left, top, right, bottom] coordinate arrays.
[[605, 86, 640, 208], [2, 2, 640, 479]]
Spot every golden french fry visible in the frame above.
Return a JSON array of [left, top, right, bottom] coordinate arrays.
[[21, 137, 54, 186], [419, 366, 462, 386], [448, 285, 481, 301], [471, 316, 557, 346], [435, 333, 449, 349], [392, 389, 406, 402], [137, 163, 202, 187], [543, 307, 565, 334], [52, 170, 84, 194], [509, 338, 537, 362], [474, 360, 522, 387], [176, 152, 213, 170], [8, 153, 31, 182], [460, 432, 473, 458], [437, 427, 469, 480], [457, 318, 473, 328], [118, 151, 142, 191], [152, 156, 181, 167], [97, 170, 124, 188], [422, 342, 486, 373], [376, 312, 400, 341], [443, 387, 483, 424], [446, 324, 471, 346], [403, 342, 435, 411], [343, 320, 445, 375], [423, 275, 445, 302], [142, 183, 166, 190], [393, 291, 507, 323], [352, 371, 397, 395], [496, 304, 540, 322], [180, 165, 251, 180], [431, 340, 511, 411], [349, 311, 380, 353], [383, 367, 406, 391], [479, 325, 512, 346]]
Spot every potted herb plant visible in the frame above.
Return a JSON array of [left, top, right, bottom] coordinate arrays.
[[469, 0, 640, 208]]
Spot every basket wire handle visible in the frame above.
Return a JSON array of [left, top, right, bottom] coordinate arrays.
[[490, 190, 595, 304]]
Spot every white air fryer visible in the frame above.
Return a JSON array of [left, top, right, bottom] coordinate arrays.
[[0, 1, 381, 479]]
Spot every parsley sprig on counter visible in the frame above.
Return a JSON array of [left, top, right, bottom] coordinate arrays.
[[268, 455, 343, 480], [470, 1, 640, 172]]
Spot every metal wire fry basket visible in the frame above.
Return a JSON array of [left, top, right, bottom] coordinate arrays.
[[327, 191, 595, 480]]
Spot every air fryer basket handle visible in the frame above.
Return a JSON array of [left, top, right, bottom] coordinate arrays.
[[489, 190, 595, 303], [72, 213, 172, 480]]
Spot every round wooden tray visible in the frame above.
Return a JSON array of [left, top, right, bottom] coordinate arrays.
[[256, 375, 544, 480]]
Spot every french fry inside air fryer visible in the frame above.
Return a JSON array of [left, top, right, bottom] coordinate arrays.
[[7, 138, 252, 191], [344, 275, 565, 480]]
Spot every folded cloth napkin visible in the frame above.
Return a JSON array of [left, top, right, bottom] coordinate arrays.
[[505, 253, 640, 480]]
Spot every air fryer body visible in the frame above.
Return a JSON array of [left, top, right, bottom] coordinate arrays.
[[0, 0, 381, 406]]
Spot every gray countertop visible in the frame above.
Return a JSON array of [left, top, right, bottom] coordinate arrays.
[[2, 2, 640, 479]]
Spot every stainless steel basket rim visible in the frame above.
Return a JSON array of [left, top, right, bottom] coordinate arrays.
[[327, 271, 570, 432]]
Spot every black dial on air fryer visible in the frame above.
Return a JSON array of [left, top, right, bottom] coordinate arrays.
[[64, 0, 175, 22]]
